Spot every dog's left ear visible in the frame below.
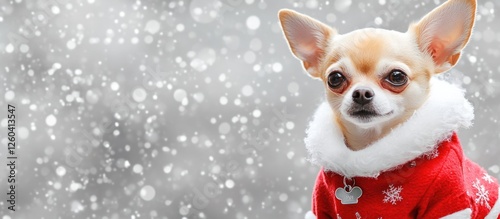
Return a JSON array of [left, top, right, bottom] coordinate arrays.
[[410, 0, 476, 73]]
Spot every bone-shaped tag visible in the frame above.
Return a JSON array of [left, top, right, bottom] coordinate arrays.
[[335, 186, 362, 204]]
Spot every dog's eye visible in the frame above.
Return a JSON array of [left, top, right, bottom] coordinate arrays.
[[386, 70, 408, 86], [327, 71, 346, 89]]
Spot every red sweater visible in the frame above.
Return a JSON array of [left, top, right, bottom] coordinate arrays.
[[312, 133, 499, 219]]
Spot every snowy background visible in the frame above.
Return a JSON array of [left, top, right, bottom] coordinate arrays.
[[0, 0, 499, 218]]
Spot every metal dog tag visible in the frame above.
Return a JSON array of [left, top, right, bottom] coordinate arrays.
[[335, 177, 363, 204]]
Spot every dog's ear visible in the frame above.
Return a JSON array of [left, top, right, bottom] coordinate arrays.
[[278, 9, 335, 78], [410, 0, 476, 73]]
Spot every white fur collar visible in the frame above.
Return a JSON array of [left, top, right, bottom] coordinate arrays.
[[304, 79, 474, 178]]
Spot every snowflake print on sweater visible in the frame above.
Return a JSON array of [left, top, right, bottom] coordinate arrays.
[[382, 184, 403, 205], [473, 178, 491, 209], [483, 173, 495, 184]]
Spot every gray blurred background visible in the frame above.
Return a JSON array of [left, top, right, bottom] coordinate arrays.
[[0, 0, 499, 218]]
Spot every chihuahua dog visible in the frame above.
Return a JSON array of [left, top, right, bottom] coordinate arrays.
[[279, 0, 500, 218]]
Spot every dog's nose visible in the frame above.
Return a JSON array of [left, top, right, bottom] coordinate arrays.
[[352, 87, 374, 105]]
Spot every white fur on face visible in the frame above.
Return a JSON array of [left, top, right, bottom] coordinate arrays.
[[323, 34, 426, 129], [339, 82, 402, 128]]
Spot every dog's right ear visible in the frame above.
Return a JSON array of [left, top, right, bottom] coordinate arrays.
[[278, 9, 335, 78]]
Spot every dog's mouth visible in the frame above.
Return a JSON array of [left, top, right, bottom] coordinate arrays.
[[351, 110, 378, 117], [349, 109, 393, 120]]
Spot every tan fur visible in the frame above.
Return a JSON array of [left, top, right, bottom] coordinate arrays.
[[346, 32, 385, 75], [278, 0, 476, 151]]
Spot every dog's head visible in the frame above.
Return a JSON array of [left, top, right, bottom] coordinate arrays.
[[279, 0, 476, 148]]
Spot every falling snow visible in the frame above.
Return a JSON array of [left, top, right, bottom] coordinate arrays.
[[0, 0, 498, 218]]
